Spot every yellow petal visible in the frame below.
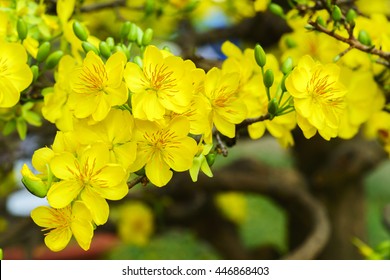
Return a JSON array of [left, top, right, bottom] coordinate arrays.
[[145, 153, 172, 187], [44, 227, 72, 252], [50, 152, 78, 180], [80, 188, 109, 225], [47, 180, 83, 209]]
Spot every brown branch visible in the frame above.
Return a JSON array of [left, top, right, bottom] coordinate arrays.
[[127, 175, 148, 189], [236, 113, 271, 131], [308, 20, 390, 66]]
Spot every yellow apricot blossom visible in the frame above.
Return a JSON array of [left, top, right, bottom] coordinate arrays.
[[68, 51, 128, 122], [117, 201, 154, 246], [0, 41, 33, 108], [31, 201, 94, 252], [47, 144, 129, 225], [130, 116, 198, 187], [124, 45, 193, 121], [203, 67, 247, 138], [286, 55, 347, 140]]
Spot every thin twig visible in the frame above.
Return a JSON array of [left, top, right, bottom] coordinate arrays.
[[215, 132, 228, 157], [127, 175, 147, 189], [236, 113, 271, 131]]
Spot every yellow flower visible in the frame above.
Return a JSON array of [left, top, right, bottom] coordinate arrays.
[[68, 51, 128, 122], [73, 109, 137, 171], [203, 67, 247, 138], [189, 142, 214, 182], [0, 41, 32, 108], [47, 144, 129, 225], [130, 116, 198, 187], [31, 201, 94, 252], [254, 0, 270, 12], [215, 192, 247, 225], [124, 45, 193, 121], [117, 201, 154, 246], [286, 55, 347, 140], [338, 67, 385, 139]]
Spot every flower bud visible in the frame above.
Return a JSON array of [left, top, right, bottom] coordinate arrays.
[[142, 28, 153, 46], [45, 50, 64, 69], [332, 5, 342, 22], [30, 65, 39, 82], [73, 21, 88, 41], [316, 16, 326, 28], [133, 56, 143, 68], [254, 44, 266, 67], [36, 41, 51, 62], [120, 21, 132, 41], [136, 28, 144, 46], [269, 3, 285, 19], [268, 97, 279, 119], [206, 153, 216, 167], [281, 57, 293, 74], [263, 69, 274, 88], [106, 37, 115, 50], [17, 18, 28, 41], [346, 9, 357, 25], [81, 41, 99, 55], [358, 30, 372, 46], [21, 164, 49, 198], [99, 41, 111, 58], [285, 37, 297, 48], [128, 23, 138, 42]]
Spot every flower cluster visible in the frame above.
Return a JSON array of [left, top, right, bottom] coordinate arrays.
[[1, 0, 387, 253]]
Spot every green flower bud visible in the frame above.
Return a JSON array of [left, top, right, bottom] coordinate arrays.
[[73, 21, 88, 41], [45, 50, 64, 69], [316, 16, 326, 28], [30, 65, 39, 82], [0, 248, 3, 260], [263, 69, 274, 88], [142, 28, 153, 46], [21, 164, 49, 198], [281, 74, 288, 92], [99, 41, 111, 58], [358, 30, 372, 46], [254, 44, 266, 67], [136, 27, 144, 46], [285, 37, 297, 48], [120, 21, 132, 41], [346, 9, 357, 25], [304, 24, 315, 31], [133, 55, 143, 68], [36, 41, 51, 63], [268, 97, 279, 119], [17, 18, 28, 41], [82, 41, 99, 55], [333, 54, 341, 62], [128, 23, 138, 42], [281, 57, 293, 74], [106, 37, 115, 50], [206, 153, 216, 167], [269, 3, 285, 19], [332, 5, 342, 22]]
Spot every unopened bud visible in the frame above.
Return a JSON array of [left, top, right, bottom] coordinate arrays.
[[73, 21, 88, 41], [106, 37, 115, 50], [285, 37, 297, 48], [254, 44, 266, 67], [133, 56, 143, 68], [269, 3, 285, 19], [316, 16, 326, 28], [30, 65, 39, 82], [142, 28, 153, 46], [82, 41, 99, 55], [99, 41, 111, 58], [263, 69, 274, 88], [17, 18, 28, 40], [332, 5, 342, 22], [36, 41, 51, 62], [281, 57, 293, 74], [346, 9, 357, 25], [45, 50, 64, 69], [268, 98, 279, 119], [206, 153, 216, 167], [120, 21, 132, 41], [128, 23, 138, 42], [358, 30, 372, 46], [21, 164, 49, 198], [136, 28, 144, 46]]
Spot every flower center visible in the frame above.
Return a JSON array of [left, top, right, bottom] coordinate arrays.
[[146, 64, 176, 92], [75, 64, 108, 95]]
